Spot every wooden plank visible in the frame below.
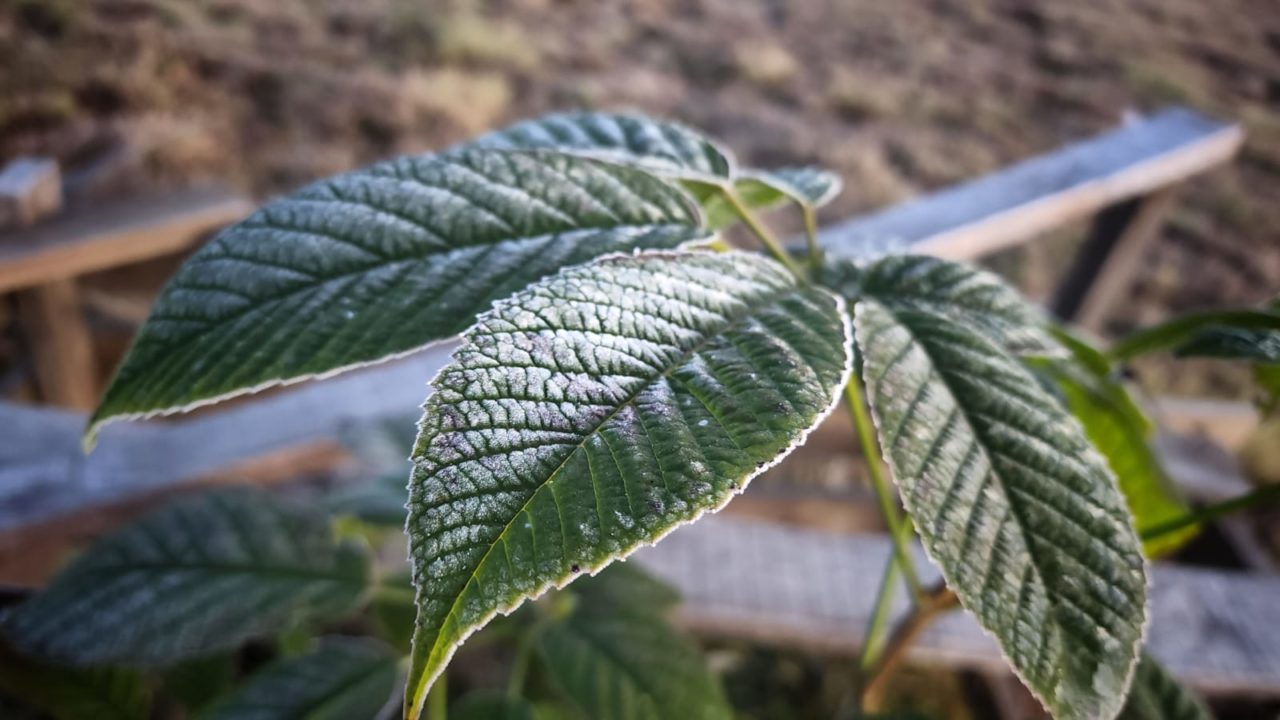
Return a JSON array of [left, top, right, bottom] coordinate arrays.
[[0, 158, 61, 230], [632, 515, 1280, 697], [0, 186, 252, 293], [0, 343, 455, 534], [1051, 187, 1177, 328], [16, 278, 98, 410], [817, 108, 1242, 261]]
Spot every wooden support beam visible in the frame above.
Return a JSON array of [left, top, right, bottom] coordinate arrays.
[[816, 108, 1242, 262], [16, 278, 97, 410], [1051, 187, 1178, 329]]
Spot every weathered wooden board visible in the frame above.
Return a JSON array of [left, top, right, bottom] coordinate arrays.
[[632, 515, 1280, 697], [0, 344, 454, 534], [0, 185, 251, 293], [817, 108, 1242, 261]]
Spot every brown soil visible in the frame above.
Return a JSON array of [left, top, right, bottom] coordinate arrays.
[[2, 0, 1278, 394]]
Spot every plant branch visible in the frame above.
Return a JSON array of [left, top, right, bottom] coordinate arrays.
[[720, 187, 806, 279], [859, 551, 902, 673], [801, 206, 823, 272], [861, 584, 958, 712], [1140, 484, 1280, 542], [844, 378, 923, 601]]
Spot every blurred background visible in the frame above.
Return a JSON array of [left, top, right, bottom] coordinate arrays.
[[1, 1, 1279, 719]]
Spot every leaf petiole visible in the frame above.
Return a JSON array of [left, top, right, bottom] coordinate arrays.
[[844, 378, 924, 601], [1139, 483, 1280, 542], [719, 187, 807, 280]]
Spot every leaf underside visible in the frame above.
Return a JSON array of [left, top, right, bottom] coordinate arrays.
[[2, 489, 371, 666], [201, 638, 400, 720], [404, 251, 851, 717], [467, 111, 734, 182], [539, 603, 732, 720], [88, 149, 711, 442], [855, 298, 1147, 720], [1118, 654, 1211, 720]]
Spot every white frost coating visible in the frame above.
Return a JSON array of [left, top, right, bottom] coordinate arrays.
[[739, 168, 844, 208], [851, 300, 1147, 720], [403, 249, 855, 719], [82, 220, 718, 452]]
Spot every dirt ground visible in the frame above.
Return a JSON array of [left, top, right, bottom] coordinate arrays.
[[2, 0, 1278, 395]]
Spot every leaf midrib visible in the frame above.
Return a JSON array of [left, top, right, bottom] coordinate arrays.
[[424, 275, 808, 667]]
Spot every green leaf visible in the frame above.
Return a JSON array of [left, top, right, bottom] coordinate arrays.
[[2, 488, 372, 666], [201, 638, 399, 720], [1035, 358, 1195, 557], [1109, 308, 1280, 361], [1175, 324, 1280, 362], [738, 167, 842, 209], [162, 654, 237, 713], [0, 642, 148, 720], [571, 562, 680, 612], [468, 111, 734, 183], [1118, 655, 1211, 720], [451, 692, 536, 720], [87, 149, 713, 443], [404, 250, 852, 717], [855, 298, 1147, 720], [328, 473, 409, 527], [822, 255, 1060, 357], [538, 603, 731, 720], [696, 167, 842, 230]]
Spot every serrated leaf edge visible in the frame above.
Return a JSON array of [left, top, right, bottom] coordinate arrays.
[[404, 249, 854, 719], [83, 165, 719, 451], [852, 299, 1150, 720]]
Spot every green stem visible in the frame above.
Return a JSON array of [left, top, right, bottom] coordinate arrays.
[[844, 378, 923, 601], [802, 206, 823, 272], [427, 671, 447, 720], [861, 584, 958, 712], [507, 630, 536, 699], [1140, 484, 1280, 542], [859, 553, 902, 673], [720, 187, 806, 280]]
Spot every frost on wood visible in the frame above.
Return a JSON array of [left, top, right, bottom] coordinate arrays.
[[855, 298, 1147, 720], [88, 149, 711, 442], [403, 251, 852, 717]]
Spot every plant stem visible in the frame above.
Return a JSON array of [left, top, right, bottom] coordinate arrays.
[[720, 187, 806, 279], [844, 378, 923, 601], [1140, 484, 1280, 542], [427, 671, 447, 720], [507, 630, 536, 700], [859, 553, 902, 673], [801, 206, 823, 273], [861, 584, 958, 712]]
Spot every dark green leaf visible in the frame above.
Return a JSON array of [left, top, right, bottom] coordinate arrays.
[[161, 654, 236, 713], [201, 638, 399, 720], [404, 251, 852, 717], [0, 642, 148, 720], [328, 474, 409, 527], [3, 488, 372, 666], [1176, 325, 1280, 362], [538, 603, 731, 720], [856, 298, 1147, 720], [451, 692, 536, 720], [571, 562, 680, 613], [1109, 308, 1280, 361], [1118, 655, 1211, 720], [88, 149, 712, 443], [698, 167, 842, 230], [467, 111, 734, 182], [823, 255, 1060, 356]]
